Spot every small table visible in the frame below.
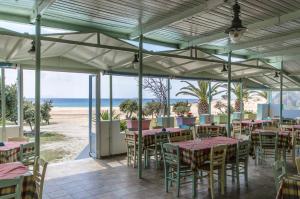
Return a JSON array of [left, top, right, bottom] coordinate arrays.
[[0, 162, 35, 199], [276, 175, 300, 199], [0, 142, 27, 164], [133, 128, 192, 147], [196, 124, 227, 137], [175, 137, 238, 170]]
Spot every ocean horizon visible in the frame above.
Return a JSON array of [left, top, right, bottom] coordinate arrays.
[[27, 98, 198, 108]]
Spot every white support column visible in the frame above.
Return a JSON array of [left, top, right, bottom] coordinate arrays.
[[167, 78, 171, 127], [280, 61, 283, 126], [1, 68, 5, 141], [17, 65, 24, 136], [109, 74, 113, 156], [95, 73, 101, 159], [208, 81, 212, 115], [227, 51, 232, 137], [138, 34, 143, 179], [35, 14, 41, 157], [240, 80, 243, 121]]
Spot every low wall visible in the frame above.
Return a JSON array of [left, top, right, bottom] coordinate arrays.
[[0, 125, 20, 141]]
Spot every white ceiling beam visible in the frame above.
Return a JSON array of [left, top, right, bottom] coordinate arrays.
[[229, 31, 300, 52], [231, 69, 270, 79], [249, 46, 300, 59], [31, 0, 57, 22], [181, 9, 300, 49], [130, 0, 226, 39], [5, 38, 24, 61]]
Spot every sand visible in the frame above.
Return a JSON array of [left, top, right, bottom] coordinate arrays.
[[32, 97, 266, 163]]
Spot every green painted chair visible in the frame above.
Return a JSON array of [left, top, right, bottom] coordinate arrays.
[[272, 160, 286, 191], [256, 132, 278, 164], [0, 176, 23, 199], [208, 127, 220, 137], [161, 143, 195, 197], [146, 132, 169, 168], [19, 142, 36, 166], [226, 140, 250, 188], [33, 156, 48, 199], [124, 130, 139, 168]]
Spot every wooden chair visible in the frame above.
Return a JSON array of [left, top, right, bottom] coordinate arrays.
[[296, 157, 300, 174], [257, 132, 278, 164], [161, 143, 195, 197], [0, 176, 23, 199], [200, 145, 227, 199], [226, 140, 250, 188], [146, 132, 169, 168], [33, 156, 48, 199], [232, 122, 242, 138], [7, 137, 29, 142], [280, 124, 293, 132], [208, 127, 219, 137], [272, 160, 286, 191], [292, 130, 300, 163], [19, 142, 35, 166], [168, 134, 187, 143], [124, 130, 139, 168]]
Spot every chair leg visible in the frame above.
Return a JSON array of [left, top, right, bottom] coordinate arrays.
[[221, 167, 225, 195], [165, 166, 169, 193], [245, 162, 248, 187], [177, 168, 180, 197], [236, 163, 240, 188], [209, 172, 214, 199], [232, 164, 235, 183], [192, 171, 197, 198]]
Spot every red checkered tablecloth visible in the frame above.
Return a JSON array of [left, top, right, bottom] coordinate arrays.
[[175, 137, 238, 170], [0, 162, 35, 199], [133, 128, 192, 147], [276, 175, 300, 199], [196, 124, 226, 137], [0, 142, 28, 164]]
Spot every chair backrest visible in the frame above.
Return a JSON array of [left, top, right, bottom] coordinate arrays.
[[19, 142, 35, 166], [280, 125, 293, 132], [232, 122, 242, 134], [0, 176, 23, 199], [209, 127, 219, 137], [272, 160, 286, 190], [237, 140, 250, 163], [210, 145, 227, 170], [125, 130, 137, 145], [7, 137, 29, 142], [263, 126, 279, 131], [293, 130, 300, 146], [168, 134, 186, 143], [161, 143, 180, 167], [259, 132, 278, 150], [296, 157, 300, 174], [155, 132, 169, 146], [33, 156, 48, 199]]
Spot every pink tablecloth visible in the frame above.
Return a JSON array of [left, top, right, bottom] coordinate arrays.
[[0, 162, 28, 179], [0, 142, 26, 152], [135, 128, 185, 137]]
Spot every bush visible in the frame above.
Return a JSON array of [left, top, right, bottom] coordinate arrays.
[[100, 109, 120, 120], [119, 99, 138, 119], [143, 101, 161, 118], [172, 101, 191, 116], [41, 100, 53, 125]]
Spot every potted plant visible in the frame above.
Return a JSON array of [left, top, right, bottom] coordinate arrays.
[[173, 101, 195, 127]]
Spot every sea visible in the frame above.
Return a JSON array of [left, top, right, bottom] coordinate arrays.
[[28, 98, 198, 108]]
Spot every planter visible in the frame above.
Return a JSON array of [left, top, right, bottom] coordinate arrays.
[[214, 115, 227, 124], [0, 125, 21, 141], [176, 116, 196, 127], [156, 116, 174, 128], [199, 114, 213, 124], [126, 119, 151, 131], [244, 113, 257, 120], [98, 120, 127, 157]]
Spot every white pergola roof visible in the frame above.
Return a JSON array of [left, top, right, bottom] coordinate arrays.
[[0, 0, 299, 90]]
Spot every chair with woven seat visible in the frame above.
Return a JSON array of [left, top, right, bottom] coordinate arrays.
[[33, 157, 48, 199], [0, 176, 23, 199], [19, 142, 35, 166], [7, 137, 29, 142], [161, 143, 195, 197], [272, 160, 286, 191], [208, 127, 219, 137], [226, 140, 250, 188], [124, 130, 139, 168], [232, 122, 242, 138], [145, 132, 169, 168], [200, 145, 227, 199], [256, 132, 278, 164]]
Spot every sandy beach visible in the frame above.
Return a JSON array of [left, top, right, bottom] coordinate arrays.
[[32, 97, 265, 163]]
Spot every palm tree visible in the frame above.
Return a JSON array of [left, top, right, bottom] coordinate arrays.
[[176, 81, 225, 115]]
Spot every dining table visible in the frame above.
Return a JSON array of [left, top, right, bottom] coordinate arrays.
[[0, 142, 28, 164], [175, 136, 238, 170], [241, 120, 273, 131], [132, 128, 192, 147], [276, 175, 300, 199], [0, 162, 35, 199], [196, 124, 227, 137]]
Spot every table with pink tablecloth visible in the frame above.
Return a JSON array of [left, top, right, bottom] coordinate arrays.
[[0, 142, 27, 164], [175, 137, 238, 170], [133, 128, 192, 147], [0, 162, 35, 199]]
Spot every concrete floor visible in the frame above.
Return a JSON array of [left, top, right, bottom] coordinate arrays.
[[43, 156, 295, 199]]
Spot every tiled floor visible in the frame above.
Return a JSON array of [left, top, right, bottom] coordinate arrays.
[[43, 156, 293, 199]]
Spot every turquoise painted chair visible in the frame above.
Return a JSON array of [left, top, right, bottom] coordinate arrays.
[[272, 160, 286, 191], [161, 143, 195, 197], [19, 142, 36, 166], [146, 132, 169, 168], [256, 132, 278, 164], [0, 176, 23, 199]]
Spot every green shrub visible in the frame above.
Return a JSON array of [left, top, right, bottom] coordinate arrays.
[[119, 99, 138, 119], [172, 101, 191, 116]]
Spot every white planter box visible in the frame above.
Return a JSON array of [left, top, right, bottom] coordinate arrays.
[[97, 120, 126, 157], [0, 125, 20, 140]]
